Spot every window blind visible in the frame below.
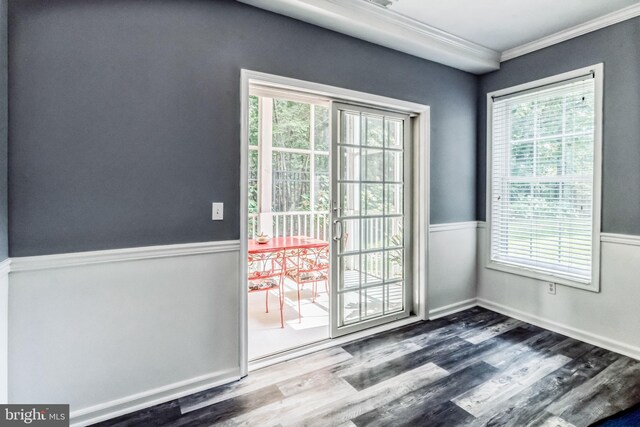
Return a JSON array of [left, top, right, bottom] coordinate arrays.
[[490, 75, 596, 283]]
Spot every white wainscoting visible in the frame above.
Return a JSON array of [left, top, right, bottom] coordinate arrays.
[[0, 259, 9, 404], [477, 224, 640, 360], [2, 221, 479, 424], [428, 222, 478, 319], [10, 220, 637, 425], [7, 241, 241, 426]]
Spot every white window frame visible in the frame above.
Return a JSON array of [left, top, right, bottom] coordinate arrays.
[[485, 64, 603, 292], [240, 70, 430, 375], [247, 88, 331, 239]]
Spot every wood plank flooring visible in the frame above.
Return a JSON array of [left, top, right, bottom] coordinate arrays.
[[93, 307, 640, 426]]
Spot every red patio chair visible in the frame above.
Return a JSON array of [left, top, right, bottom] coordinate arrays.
[[248, 249, 286, 328], [284, 245, 329, 322]]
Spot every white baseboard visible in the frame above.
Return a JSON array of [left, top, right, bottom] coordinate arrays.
[[9, 244, 242, 427], [428, 299, 477, 320], [70, 368, 241, 427], [0, 260, 7, 404], [477, 298, 640, 361]]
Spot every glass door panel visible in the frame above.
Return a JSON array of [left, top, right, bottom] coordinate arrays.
[[330, 103, 411, 337]]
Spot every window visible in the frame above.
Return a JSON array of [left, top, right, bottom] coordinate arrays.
[[487, 65, 602, 290], [247, 87, 331, 240]]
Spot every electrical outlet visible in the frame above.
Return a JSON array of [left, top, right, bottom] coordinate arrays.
[[212, 203, 224, 220], [547, 282, 556, 295]]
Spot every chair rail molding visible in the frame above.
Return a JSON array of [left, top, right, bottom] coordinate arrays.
[[429, 221, 480, 233], [0, 259, 10, 277], [9, 240, 241, 272], [600, 232, 640, 247]]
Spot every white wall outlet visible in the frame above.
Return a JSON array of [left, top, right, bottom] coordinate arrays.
[[547, 282, 556, 295], [212, 203, 224, 220]]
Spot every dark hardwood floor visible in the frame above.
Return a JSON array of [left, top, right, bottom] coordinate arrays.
[[93, 307, 640, 426]]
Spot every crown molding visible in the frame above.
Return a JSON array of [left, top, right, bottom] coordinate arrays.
[[501, 3, 640, 62], [238, 0, 500, 74]]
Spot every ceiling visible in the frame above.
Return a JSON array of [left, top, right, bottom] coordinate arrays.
[[386, 0, 640, 51], [239, 0, 640, 73]]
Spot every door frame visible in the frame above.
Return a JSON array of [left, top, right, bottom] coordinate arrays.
[[239, 69, 430, 376]]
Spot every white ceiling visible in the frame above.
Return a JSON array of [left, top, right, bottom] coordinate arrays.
[[239, 0, 640, 73], [387, 0, 640, 51]]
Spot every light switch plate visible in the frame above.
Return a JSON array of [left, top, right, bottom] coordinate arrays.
[[212, 203, 224, 220]]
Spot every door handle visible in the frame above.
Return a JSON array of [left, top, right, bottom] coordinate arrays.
[[333, 219, 343, 242]]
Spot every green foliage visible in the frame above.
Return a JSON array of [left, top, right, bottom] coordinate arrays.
[[248, 96, 259, 213], [314, 107, 330, 151], [249, 96, 259, 146], [272, 152, 310, 211], [364, 115, 383, 147], [315, 155, 330, 211], [502, 89, 595, 267], [273, 99, 310, 149], [248, 150, 259, 213]]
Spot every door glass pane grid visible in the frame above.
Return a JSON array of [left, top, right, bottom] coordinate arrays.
[[337, 111, 406, 327], [340, 282, 405, 324]]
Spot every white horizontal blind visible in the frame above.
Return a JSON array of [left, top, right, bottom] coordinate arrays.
[[490, 75, 595, 283]]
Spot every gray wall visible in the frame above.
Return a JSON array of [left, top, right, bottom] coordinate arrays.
[[0, 0, 7, 261], [8, 0, 478, 257], [477, 17, 640, 235]]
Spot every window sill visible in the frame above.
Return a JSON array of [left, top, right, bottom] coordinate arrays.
[[485, 260, 600, 293]]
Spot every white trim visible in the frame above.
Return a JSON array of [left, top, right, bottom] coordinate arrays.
[[485, 261, 592, 290], [242, 70, 430, 114], [428, 298, 477, 320], [0, 259, 10, 277], [249, 315, 423, 372], [487, 64, 602, 99], [477, 298, 640, 361], [237, 0, 499, 74], [414, 103, 430, 322], [429, 221, 479, 233], [328, 102, 413, 338], [501, 3, 640, 62], [485, 64, 603, 293], [239, 0, 640, 73], [69, 368, 240, 427], [9, 241, 241, 273], [240, 70, 251, 378], [600, 233, 640, 247], [250, 85, 331, 107], [239, 69, 430, 374]]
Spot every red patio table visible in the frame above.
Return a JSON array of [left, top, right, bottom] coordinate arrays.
[[248, 236, 329, 328]]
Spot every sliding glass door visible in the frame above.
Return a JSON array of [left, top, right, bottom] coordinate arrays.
[[330, 103, 412, 337]]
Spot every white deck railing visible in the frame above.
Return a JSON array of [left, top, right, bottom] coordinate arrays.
[[248, 211, 330, 241], [248, 212, 395, 281]]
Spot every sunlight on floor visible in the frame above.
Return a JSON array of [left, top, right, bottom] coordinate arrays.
[[248, 279, 330, 360]]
